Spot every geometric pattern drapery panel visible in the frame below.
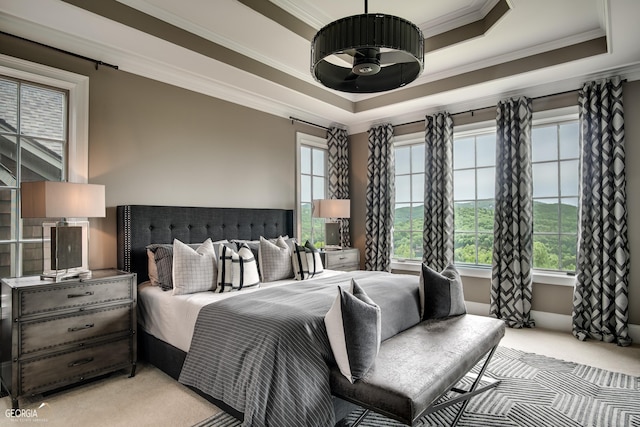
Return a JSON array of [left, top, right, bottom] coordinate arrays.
[[573, 76, 631, 346], [423, 112, 454, 271], [365, 123, 394, 272], [327, 126, 351, 247], [490, 96, 535, 328]]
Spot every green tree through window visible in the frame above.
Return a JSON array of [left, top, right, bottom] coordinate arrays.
[[393, 112, 579, 274], [297, 134, 327, 247]]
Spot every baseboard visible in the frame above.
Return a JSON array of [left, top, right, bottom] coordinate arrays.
[[465, 301, 640, 343]]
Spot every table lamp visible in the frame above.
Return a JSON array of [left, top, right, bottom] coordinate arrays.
[[20, 181, 106, 282], [312, 199, 350, 249]]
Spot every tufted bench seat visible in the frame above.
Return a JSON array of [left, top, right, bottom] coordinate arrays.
[[330, 314, 506, 426]]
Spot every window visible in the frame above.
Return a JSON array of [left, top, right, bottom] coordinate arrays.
[[0, 76, 67, 277], [296, 133, 327, 246], [452, 109, 579, 273], [0, 54, 88, 278], [392, 135, 424, 260], [531, 117, 579, 272], [392, 108, 580, 276], [453, 129, 496, 266]]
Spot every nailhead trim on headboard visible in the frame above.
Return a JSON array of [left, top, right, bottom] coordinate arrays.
[[116, 205, 294, 284]]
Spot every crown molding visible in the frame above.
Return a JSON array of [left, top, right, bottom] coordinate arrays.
[[116, 0, 312, 82]]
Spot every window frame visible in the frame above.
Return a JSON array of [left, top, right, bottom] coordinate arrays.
[[452, 125, 497, 268], [295, 132, 328, 245], [389, 108, 578, 287], [531, 109, 580, 274], [392, 132, 426, 261], [0, 54, 89, 277]]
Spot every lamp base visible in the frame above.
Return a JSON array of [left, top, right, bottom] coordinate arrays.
[[40, 268, 92, 283], [325, 222, 341, 247], [41, 221, 90, 282]]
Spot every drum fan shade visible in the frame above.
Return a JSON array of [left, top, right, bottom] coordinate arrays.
[[311, 10, 424, 93]]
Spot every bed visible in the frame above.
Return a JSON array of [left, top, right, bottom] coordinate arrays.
[[117, 205, 299, 416], [117, 205, 391, 423], [116, 205, 504, 426]]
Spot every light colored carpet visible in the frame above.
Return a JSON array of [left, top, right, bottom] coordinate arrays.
[[0, 362, 220, 426], [194, 345, 640, 426], [1, 327, 637, 426]]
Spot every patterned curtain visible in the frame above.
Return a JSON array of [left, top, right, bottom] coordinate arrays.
[[490, 96, 535, 328], [326, 127, 350, 247], [365, 124, 394, 271], [573, 76, 631, 346], [423, 112, 454, 271]]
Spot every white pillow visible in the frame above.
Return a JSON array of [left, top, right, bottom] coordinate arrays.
[[217, 242, 260, 292], [292, 241, 324, 280], [258, 236, 293, 282], [324, 279, 381, 383], [171, 238, 216, 295]]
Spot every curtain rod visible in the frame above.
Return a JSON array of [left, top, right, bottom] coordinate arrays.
[[293, 80, 625, 131], [1, 31, 119, 70], [393, 88, 584, 128], [289, 116, 329, 131]]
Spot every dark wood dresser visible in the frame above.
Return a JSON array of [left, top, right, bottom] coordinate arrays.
[[0, 269, 136, 409]]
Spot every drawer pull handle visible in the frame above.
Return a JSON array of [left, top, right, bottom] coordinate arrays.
[[339, 256, 346, 260], [68, 357, 94, 367], [67, 291, 94, 299], [68, 323, 95, 332]]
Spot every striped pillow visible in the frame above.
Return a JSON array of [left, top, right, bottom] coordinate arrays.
[[147, 240, 227, 291], [292, 240, 324, 280], [217, 243, 260, 292]]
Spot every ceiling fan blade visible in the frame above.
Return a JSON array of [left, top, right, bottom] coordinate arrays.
[[337, 49, 359, 57], [345, 72, 359, 81], [334, 53, 355, 64], [379, 51, 415, 65]]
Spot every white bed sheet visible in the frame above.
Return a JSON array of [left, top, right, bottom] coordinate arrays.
[[137, 270, 346, 353]]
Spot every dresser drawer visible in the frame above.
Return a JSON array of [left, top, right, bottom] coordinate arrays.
[[323, 249, 360, 270], [19, 278, 133, 317], [20, 337, 132, 395], [20, 304, 132, 355]]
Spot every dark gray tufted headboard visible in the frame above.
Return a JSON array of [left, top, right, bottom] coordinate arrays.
[[117, 205, 294, 284]]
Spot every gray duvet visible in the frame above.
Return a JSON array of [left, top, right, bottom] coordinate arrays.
[[178, 270, 421, 427]]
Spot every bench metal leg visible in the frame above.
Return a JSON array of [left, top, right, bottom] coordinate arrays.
[[421, 345, 500, 427], [337, 344, 501, 427], [348, 409, 371, 427]]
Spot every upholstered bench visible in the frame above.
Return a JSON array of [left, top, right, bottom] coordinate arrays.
[[330, 314, 506, 426]]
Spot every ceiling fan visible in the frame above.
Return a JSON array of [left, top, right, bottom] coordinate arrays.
[[311, 1, 424, 93]]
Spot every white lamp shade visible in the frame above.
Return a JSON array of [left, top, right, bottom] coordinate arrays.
[[21, 181, 106, 218], [312, 199, 350, 219]]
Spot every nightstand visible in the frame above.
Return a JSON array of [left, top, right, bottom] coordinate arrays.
[[320, 248, 360, 271], [0, 269, 136, 409]]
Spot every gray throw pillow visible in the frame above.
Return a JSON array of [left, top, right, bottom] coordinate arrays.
[[172, 238, 217, 295], [324, 279, 381, 383], [419, 263, 467, 319], [258, 236, 293, 282], [147, 240, 227, 291], [146, 244, 174, 291]]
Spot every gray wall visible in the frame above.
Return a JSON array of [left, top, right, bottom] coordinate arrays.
[[0, 34, 325, 270], [2, 33, 638, 325]]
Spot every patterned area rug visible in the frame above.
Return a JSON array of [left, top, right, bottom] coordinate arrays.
[[192, 346, 639, 426]]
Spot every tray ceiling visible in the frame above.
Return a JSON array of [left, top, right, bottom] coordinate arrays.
[[1, 0, 639, 133]]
